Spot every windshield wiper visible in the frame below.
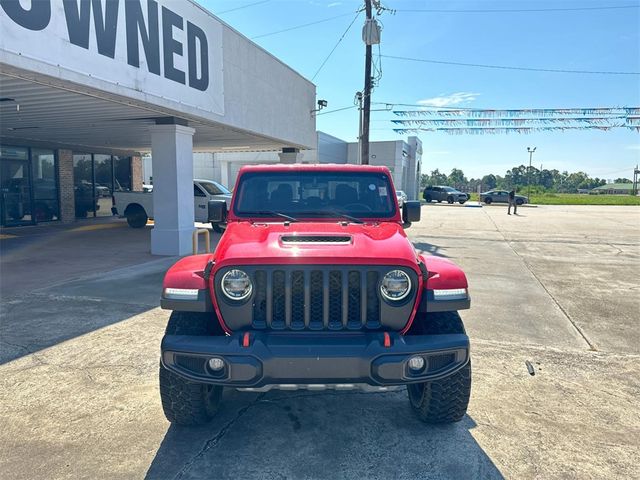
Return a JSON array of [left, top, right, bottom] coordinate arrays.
[[301, 210, 364, 224], [251, 211, 299, 222]]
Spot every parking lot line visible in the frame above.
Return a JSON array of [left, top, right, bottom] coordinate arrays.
[[70, 223, 127, 232]]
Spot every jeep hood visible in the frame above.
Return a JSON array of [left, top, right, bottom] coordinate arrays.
[[214, 222, 419, 269]]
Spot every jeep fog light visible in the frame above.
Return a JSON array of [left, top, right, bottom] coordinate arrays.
[[380, 270, 411, 301], [163, 288, 199, 300], [408, 356, 425, 372], [221, 269, 252, 300], [208, 357, 225, 371], [433, 288, 468, 300]]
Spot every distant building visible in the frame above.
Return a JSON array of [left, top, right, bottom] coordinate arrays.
[[590, 183, 636, 195], [143, 132, 423, 200]]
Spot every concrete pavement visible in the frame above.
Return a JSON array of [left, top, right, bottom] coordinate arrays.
[[1, 205, 639, 479]]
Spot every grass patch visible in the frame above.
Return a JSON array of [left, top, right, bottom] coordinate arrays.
[[530, 194, 640, 205], [466, 192, 640, 205]]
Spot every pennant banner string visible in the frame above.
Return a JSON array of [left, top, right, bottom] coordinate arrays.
[[392, 125, 632, 135], [393, 107, 638, 118]]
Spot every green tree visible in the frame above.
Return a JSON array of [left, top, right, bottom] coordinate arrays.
[[614, 178, 632, 184], [447, 168, 467, 188], [481, 174, 497, 190], [425, 168, 447, 186]]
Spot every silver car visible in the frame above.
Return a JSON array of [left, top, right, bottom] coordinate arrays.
[[480, 190, 528, 205]]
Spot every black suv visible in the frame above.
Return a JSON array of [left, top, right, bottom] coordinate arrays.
[[423, 186, 468, 204]]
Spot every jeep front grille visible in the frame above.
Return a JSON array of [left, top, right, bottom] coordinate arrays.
[[214, 265, 418, 332], [252, 268, 381, 330]]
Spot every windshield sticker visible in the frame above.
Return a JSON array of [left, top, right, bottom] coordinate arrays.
[[379, 187, 388, 196], [368, 184, 377, 191]]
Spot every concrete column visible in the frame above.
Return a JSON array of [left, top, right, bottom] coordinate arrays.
[[278, 147, 303, 164], [56, 149, 75, 223], [150, 124, 196, 256]]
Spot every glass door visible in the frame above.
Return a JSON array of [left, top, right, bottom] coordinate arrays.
[[73, 153, 96, 218], [1, 148, 34, 227]]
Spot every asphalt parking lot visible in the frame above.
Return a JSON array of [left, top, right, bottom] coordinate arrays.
[[1, 205, 639, 479]]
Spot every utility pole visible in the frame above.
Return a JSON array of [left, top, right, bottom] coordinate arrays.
[[361, 0, 373, 165], [356, 92, 363, 164], [527, 146, 536, 199], [633, 165, 639, 196]]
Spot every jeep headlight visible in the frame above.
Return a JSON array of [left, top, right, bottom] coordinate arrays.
[[380, 270, 411, 301], [221, 269, 252, 301]]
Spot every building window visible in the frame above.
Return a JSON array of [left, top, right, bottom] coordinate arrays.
[[73, 153, 95, 218], [72, 153, 132, 218], [31, 149, 59, 222], [94, 154, 113, 217], [1, 145, 59, 226], [114, 156, 132, 191]]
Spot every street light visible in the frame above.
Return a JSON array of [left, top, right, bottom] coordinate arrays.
[[527, 147, 536, 200]]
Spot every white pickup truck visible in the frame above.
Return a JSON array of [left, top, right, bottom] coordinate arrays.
[[113, 179, 232, 232]]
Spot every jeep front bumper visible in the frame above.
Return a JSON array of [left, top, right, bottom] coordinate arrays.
[[161, 331, 469, 388]]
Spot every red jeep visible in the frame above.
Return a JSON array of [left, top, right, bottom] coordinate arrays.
[[159, 164, 471, 425]]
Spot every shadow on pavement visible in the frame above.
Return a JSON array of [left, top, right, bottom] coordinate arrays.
[[413, 241, 448, 258], [0, 219, 223, 365], [146, 389, 504, 480]]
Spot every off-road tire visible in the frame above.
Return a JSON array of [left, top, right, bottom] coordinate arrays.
[[407, 362, 471, 424], [125, 204, 148, 228], [159, 311, 224, 425], [406, 311, 471, 423]]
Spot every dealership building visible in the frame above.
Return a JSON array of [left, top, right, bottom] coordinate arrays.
[[144, 132, 423, 200], [1, 0, 315, 254]]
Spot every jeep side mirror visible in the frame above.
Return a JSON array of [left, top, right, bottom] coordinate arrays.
[[208, 200, 227, 223], [402, 201, 421, 227]]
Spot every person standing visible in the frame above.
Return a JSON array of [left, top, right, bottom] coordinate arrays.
[[508, 189, 518, 215]]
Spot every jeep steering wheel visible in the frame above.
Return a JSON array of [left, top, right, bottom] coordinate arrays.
[[343, 203, 373, 211]]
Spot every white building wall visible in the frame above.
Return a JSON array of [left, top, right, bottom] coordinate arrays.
[[193, 153, 216, 180], [146, 134, 421, 194], [0, 0, 316, 150], [317, 132, 348, 164]]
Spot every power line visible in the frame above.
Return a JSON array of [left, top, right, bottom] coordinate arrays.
[[252, 12, 356, 39], [395, 5, 639, 13], [380, 54, 640, 75], [311, 11, 362, 81], [316, 105, 358, 116], [215, 0, 270, 15]]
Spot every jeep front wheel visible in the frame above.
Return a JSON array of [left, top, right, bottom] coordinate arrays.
[[406, 310, 471, 423], [407, 362, 471, 424], [159, 311, 224, 425]]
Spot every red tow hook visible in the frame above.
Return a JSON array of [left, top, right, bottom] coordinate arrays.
[[242, 332, 251, 348], [383, 332, 391, 348]]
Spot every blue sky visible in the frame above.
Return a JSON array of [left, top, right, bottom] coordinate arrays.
[[199, 0, 640, 180]]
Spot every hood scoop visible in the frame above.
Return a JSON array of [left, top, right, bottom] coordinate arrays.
[[281, 235, 352, 244]]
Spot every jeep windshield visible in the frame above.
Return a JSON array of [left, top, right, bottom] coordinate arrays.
[[233, 171, 397, 220]]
